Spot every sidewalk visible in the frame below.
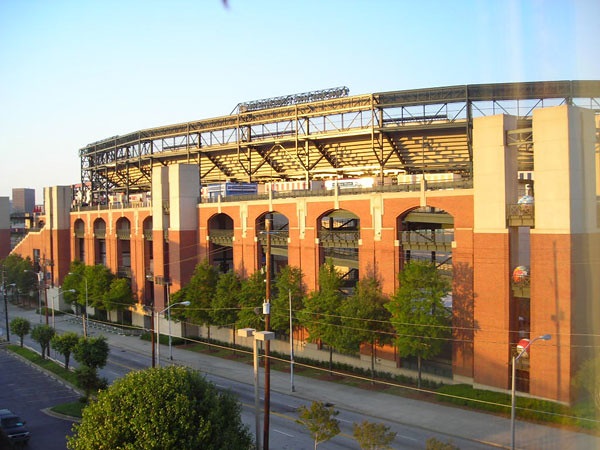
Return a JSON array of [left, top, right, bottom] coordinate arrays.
[[2, 302, 598, 450]]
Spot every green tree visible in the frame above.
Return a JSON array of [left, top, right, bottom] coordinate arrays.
[[184, 260, 219, 339], [63, 262, 115, 317], [67, 366, 253, 450], [352, 420, 397, 450], [237, 270, 267, 331], [9, 317, 30, 347], [425, 437, 460, 449], [73, 336, 110, 370], [3, 254, 37, 306], [103, 277, 135, 320], [271, 265, 305, 335], [339, 276, 393, 380], [85, 264, 115, 311], [31, 324, 55, 359], [573, 355, 600, 413], [2, 254, 36, 293], [299, 260, 344, 373], [211, 271, 241, 346], [296, 400, 340, 449], [51, 332, 80, 370], [386, 261, 451, 388], [73, 335, 110, 401], [74, 365, 108, 400], [61, 261, 85, 312]]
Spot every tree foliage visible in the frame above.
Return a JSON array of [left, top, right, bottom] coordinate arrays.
[[62, 261, 85, 310], [73, 336, 110, 401], [210, 270, 241, 328], [2, 254, 36, 297], [85, 264, 115, 310], [63, 262, 133, 315], [352, 420, 397, 450], [184, 260, 219, 333], [299, 260, 345, 371], [51, 332, 80, 370], [73, 336, 110, 370], [573, 355, 600, 412], [67, 366, 253, 450], [31, 324, 55, 358], [339, 276, 393, 377], [9, 317, 30, 347], [386, 261, 451, 387], [271, 265, 305, 335], [103, 278, 135, 312], [296, 400, 340, 449], [236, 270, 267, 331], [74, 365, 108, 400], [425, 437, 460, 450]]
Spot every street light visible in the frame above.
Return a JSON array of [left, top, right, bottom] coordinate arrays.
[[68, 272, 89, 337], [289, 289, 295, 393], [156, 301, 190, 367], [238, 327, 275, 450], [24, 270, 44, 323], [511, 333, 551, 450], [2, 283, 16, 342], [53, 288, 76, 329]]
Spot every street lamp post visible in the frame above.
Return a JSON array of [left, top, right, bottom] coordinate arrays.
[[289, 289, 295, 392], [2, 283, 16, 342], [156, 301, 190, 367], [238, 328, 275, 450], [68, 272, 88, 337], [24, 270, 43, 323], [511, 333, 551, 450]]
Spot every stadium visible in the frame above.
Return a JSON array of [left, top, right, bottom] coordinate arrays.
[[5, 80, 600, 403]]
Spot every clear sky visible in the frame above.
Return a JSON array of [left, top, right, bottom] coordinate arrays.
[[1, 0, 598, 203]]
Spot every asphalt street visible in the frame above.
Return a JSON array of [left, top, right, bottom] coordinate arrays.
[[2, 300, 599, 449], [0, 349, 79, 450]]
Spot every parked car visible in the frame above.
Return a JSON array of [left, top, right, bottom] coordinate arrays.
[[0, 409, 31, 447]]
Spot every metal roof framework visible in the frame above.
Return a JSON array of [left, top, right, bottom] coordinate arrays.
[[79, 80, 600, 201]]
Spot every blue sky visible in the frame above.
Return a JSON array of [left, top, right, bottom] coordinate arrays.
[[0, 0, 597, 203]]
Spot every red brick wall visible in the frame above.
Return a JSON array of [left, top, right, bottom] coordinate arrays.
[[473, 232, 511, 388]]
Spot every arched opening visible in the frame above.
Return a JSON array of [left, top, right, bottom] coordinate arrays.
[[207, 213, 234, 273], [318, 209, 360, 293], [74, 219, 85, 262], [397, 206, 454, 371], [256, 212, 289, 277], [397, 206, 454, 272], [116, 217, 131, 278], [93, 218, 107, 266]]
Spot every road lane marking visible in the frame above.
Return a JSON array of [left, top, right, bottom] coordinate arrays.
[[273, 429, 295, 437], [398, 434, 418, 441]]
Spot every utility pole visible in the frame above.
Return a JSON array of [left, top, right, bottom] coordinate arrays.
[[40, 257, 53, 325], [263, 217, 272, 450], [2, 267, 9, 341], [150, 304, 155, 368]]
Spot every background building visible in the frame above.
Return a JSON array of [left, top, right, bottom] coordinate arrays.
[[11, 188, 35, 214]]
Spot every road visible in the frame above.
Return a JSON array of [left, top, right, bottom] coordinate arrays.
[[5, 301, 598, 449], [10, 317, 496, 449], [0, 349, 79, 450]]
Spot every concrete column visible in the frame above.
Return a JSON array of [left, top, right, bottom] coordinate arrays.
[[167, 164, 199, 292], [472, 113, 518, 389], [530, 105, 599, 403]]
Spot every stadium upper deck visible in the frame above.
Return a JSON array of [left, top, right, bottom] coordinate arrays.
[[79, 80, 600, 203]]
